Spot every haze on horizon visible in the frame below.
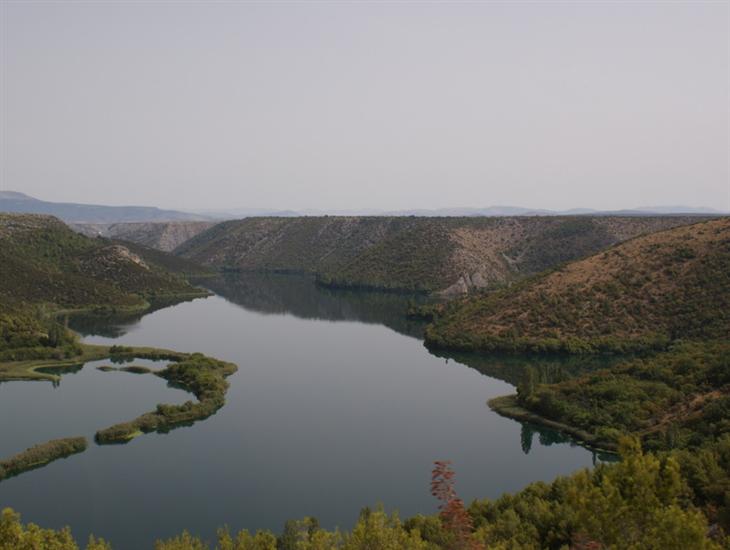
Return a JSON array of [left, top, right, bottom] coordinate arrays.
[[1, 1, 728, 212]]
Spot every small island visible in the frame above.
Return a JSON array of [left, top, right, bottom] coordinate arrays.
[[0, 437, 88, 481], [0, 345, 238, 479]]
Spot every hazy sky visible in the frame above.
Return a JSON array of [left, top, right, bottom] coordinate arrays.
[[1, 1, 728, 211]]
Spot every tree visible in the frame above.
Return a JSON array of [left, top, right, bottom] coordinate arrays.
[[430, 461, 484, 550]]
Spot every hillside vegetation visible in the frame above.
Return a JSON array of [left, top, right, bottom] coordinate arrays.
[[0, 214, 206, 309], [425, 217, 730, 353], [0, 214, 208, 360], [176, 215, 704, 293], [505, 340, 730, 452]]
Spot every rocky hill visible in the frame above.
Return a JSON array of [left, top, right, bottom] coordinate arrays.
[[72, 221, 215, 251], [424, 217, 730, 353], [176, 215, 708, 294]]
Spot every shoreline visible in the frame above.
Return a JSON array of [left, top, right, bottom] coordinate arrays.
[[0, 344, 190, 383], [488, 394, 619, 454]]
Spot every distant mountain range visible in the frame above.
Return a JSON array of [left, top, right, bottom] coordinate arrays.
[[0, 191, 208, 223], [1, 190, 726, 223], [193, 205, 729, 218]]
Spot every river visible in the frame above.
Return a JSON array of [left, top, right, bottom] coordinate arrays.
[[0, 274, 603, 549]]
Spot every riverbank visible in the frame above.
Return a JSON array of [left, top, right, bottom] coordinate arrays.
[[488, 395, 618, 453], [0, 344, 112, 382], [0, 343, 190, 383]]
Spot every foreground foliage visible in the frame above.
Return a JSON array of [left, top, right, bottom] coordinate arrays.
[[2, 439, 726, 549]]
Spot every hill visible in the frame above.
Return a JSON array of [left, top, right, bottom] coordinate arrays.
[[0, 191, 207, 223], [425, 217, 730, 353], [0, 214, 207, 309], [0, 214, 208, 359], [71, 221, 215, 251], [176, 215, 708, 294]]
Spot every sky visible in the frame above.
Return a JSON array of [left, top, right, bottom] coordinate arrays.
[[1, 1, 728, 212]]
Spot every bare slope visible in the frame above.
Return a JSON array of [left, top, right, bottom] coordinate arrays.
[[176, 215, 707, 293], [425, 217, 730, 353], [72, 221, 215, 251]]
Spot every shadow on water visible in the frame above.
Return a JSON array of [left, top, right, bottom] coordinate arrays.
[[200, 272, 432, 339], [519, 422, 618, 463], [68, 273, 431, 339], [428, 348, 624, 387], [66, 295, 205, 337]]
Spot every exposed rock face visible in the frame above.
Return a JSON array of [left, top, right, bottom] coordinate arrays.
[[87, 245, 149, 270], [71, 221, 215, 252]]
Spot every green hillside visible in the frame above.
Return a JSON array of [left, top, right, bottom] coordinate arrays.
[[0, 214, 208, 360], [425, 217, 730, 353]]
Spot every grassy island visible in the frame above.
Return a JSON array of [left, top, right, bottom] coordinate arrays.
[[95, 352, 237, 444], [0, 346, 238, 476], [0, 437, 88, 481], [0, 215, 239, 477]]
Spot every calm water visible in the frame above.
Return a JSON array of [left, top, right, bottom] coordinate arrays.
[[0, 274, 601, 549]]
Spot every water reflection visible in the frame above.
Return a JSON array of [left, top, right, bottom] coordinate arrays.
[[202, 273, 432, 338], [70, 273, 431, 340], [67, 296, 204, 338], [429, 349, 622, 387], [520, 423, 617, 463]]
